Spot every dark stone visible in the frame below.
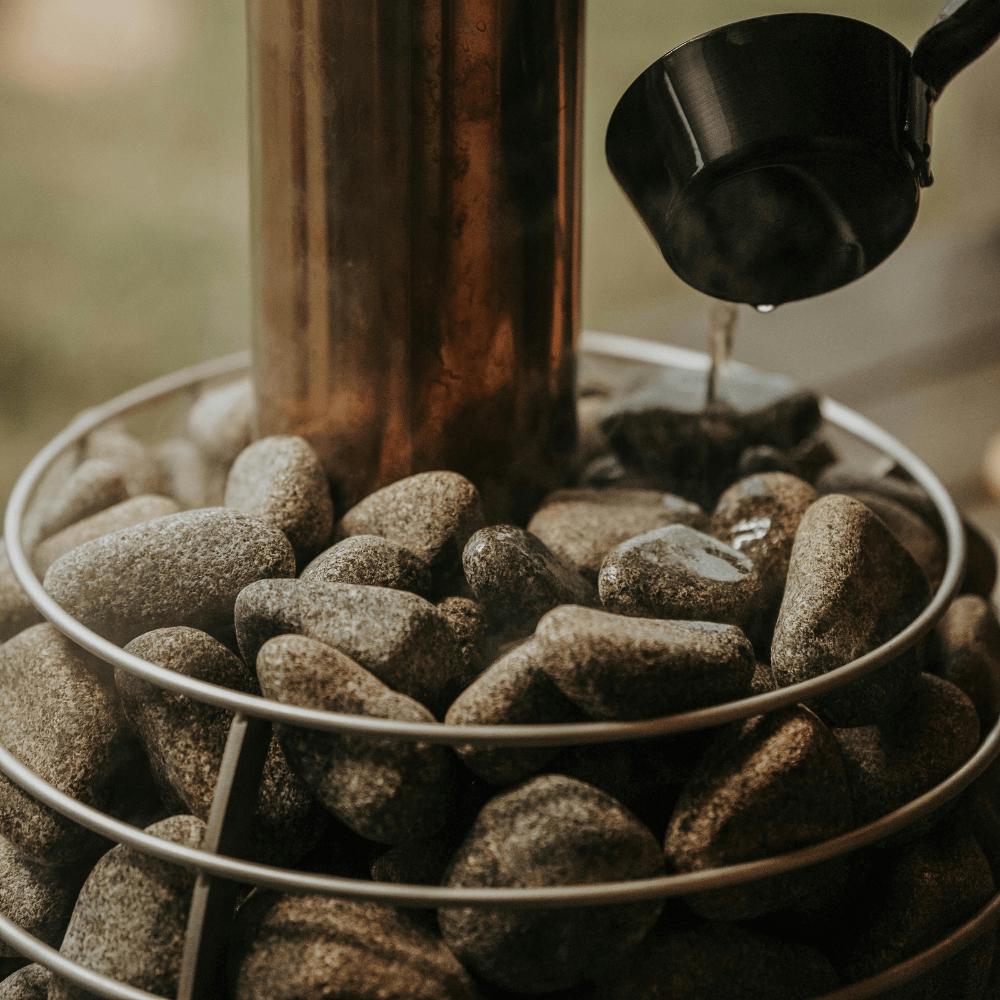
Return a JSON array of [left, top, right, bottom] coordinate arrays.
[[84, 424, 166, 497], [771, 494, 930, 727], [437, 596, 489, 683], [371, 838, 454, 887], [257, 634, 454, 844], [961, 520, 997, 601], [463, 526, 596, 636], [534, 605, 755, 720], [665, 705, 853, 920], [814, 465, 940, 527], [934, 594, 1000, 731], [301, 535, 432, 596], [0, 965, 49, 1000], [527, 488, 708, 585], [231, 892, 480, 1000], [120, 627, 328, 866], [439, 775, 665, 994], [43, 508, 296, 647], [598, 525, 761, 630]]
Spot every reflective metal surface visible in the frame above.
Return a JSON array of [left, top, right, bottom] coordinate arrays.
[[248, 1, 584, 523]]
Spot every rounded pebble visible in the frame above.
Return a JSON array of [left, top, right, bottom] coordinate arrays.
[[34, 457, 128, 543], [934, 593, 1000, 730], [186, 377, 255, 465], [301, 535, 431, 596], [0, 966, 49, 1000], [154, 436, 226, 509], [436, 596, 488, 681], [0, 542, 43, 645]]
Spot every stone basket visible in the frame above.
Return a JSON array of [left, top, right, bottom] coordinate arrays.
[[2, 334, 997, 1000]]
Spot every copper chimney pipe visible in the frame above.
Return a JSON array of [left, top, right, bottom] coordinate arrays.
[[247, 1, 584, 524]]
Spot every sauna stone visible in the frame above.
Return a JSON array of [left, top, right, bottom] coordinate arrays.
[[186, 377, 255, 466], [771, 494, 930, 727], [0, 966, 49, 1000], [119, 627, 327, 866], [934, 594, 1000, 730], [533, 605, 755, 720], [225, 435, 334, 565], [154, 436, 224, 510], [593, 922, 838, 1000], [301, 535, 432, 597], [44, 508, 296, 647], [664, 705, 853, 920], [49, 815, 206, 1000], [444, 638, 585, 785], [231, 893, 479, 1000], [0, 624, 149, 865], [335, 471, 486, 589], [598, 524, 761, 628], [33, 457, 128, 543], [527, 487, 708, 584], [258, 634, 453, 843], [463, 525, 596, 635], [0, 542, 42, 644], [371, 838, 453, 887], [235, 579, 466, 715], [435, 596, 488, 681], [32, 494, 181, 576], [439, 775, 664, 994], [84, 424, 165, 497]]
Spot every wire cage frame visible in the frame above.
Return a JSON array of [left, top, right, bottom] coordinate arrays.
[[0, 332, 996, 1000]]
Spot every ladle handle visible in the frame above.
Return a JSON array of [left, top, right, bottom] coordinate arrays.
[[912, 0, 1000, 100]]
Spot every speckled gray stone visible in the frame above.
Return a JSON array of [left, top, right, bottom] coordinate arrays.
[[712, 472, 817, 652], [301, 535, 432, 596], [84, 424, 166, 497], [257, 635, 454, 844], [437, 596, 488, 681], [665, 705, 853, 920], [226, 435, 334, 565], [336, 471, 485, 589], [528, 488, 709, 584], [533, 605, 755, 720], [598, 524, 761, 630], [0, 624, 150, 865], [154, 437, 226, 510], [832, 673, 979, 827], [463, 525, 597, 635], [231, 892, 479, 1000], [119, 627, 328, 865], [838, 823, 995, 999], [33, 457, 128, 543], [439, 775, 665, 993], [771, 494, 930, 727], [445, 638, 585, 785], [934, 594, 1000, 730], [235, 578, 467, 715], [33, 494, 181, 576], [49, 815, 206, 1000], [0, 965, 49, 1000], [43, 508, 296, 647], [593, 922, 838, 1000], [0, 543, 43, 644], [186, 377, 255, 465]]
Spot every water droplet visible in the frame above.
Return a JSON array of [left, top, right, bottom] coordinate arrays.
[[755, 304, 776, 313]]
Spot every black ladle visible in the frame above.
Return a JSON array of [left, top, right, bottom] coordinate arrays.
[[606, 0, 1000, 307]]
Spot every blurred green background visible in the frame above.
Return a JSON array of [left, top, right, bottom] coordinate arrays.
[[0, 0, 996, 509]]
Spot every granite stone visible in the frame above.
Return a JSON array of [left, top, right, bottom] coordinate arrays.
[[257, 634, 454, 844], [225, 435, 334, 565], [301, 535, 432, 596], [436, 596, 488, 681], [533, 605, 755, 720], [439, 775, 665, 994], [33, 458, 128, 543], [934, 594, 1000, 731], [0, 966, 48, 1000], [0, 543, 42, 645], [49, 815, 206, 1000], [186, 377, 255, 466], [44, 508, 296, 647], [771, 494, 930, 727]]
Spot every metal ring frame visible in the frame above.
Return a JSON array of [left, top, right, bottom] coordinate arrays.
[[0, 334, 997, 1000]]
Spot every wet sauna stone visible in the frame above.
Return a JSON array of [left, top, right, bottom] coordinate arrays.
[[32, 494, 181, 576], [0, 624, 149, 865], [934, 594, 1000, 730], [33, 457, 128, 543], [84, 424, 166, 498], [439, 775, 665, 994], [593, 922, 838, 1000], [533, 605, 755, 720], [235, 579, 466, 714], [527, 487, 709, 584], [0, 966, 49, 1000], [119, 627, 327, 866], [43, 508, 296, 647], [598, 524, 761, 627], [300, 535, 432, 596], [664, 705, 852, 920], [49, 815, 206, 1000], [0, 542, 43, 644], [436, 596, 488, 680], [231, 892, 479, 1000], [771, 494, 930, 727], [462, 525, 596, 634], [225, 435, 334, 565], [257, 634, 454, 844], [832, 673, 979, 827], [186, 376, 255, 466], [444, 638, 586, 785], [335, 471, 486, 588]]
